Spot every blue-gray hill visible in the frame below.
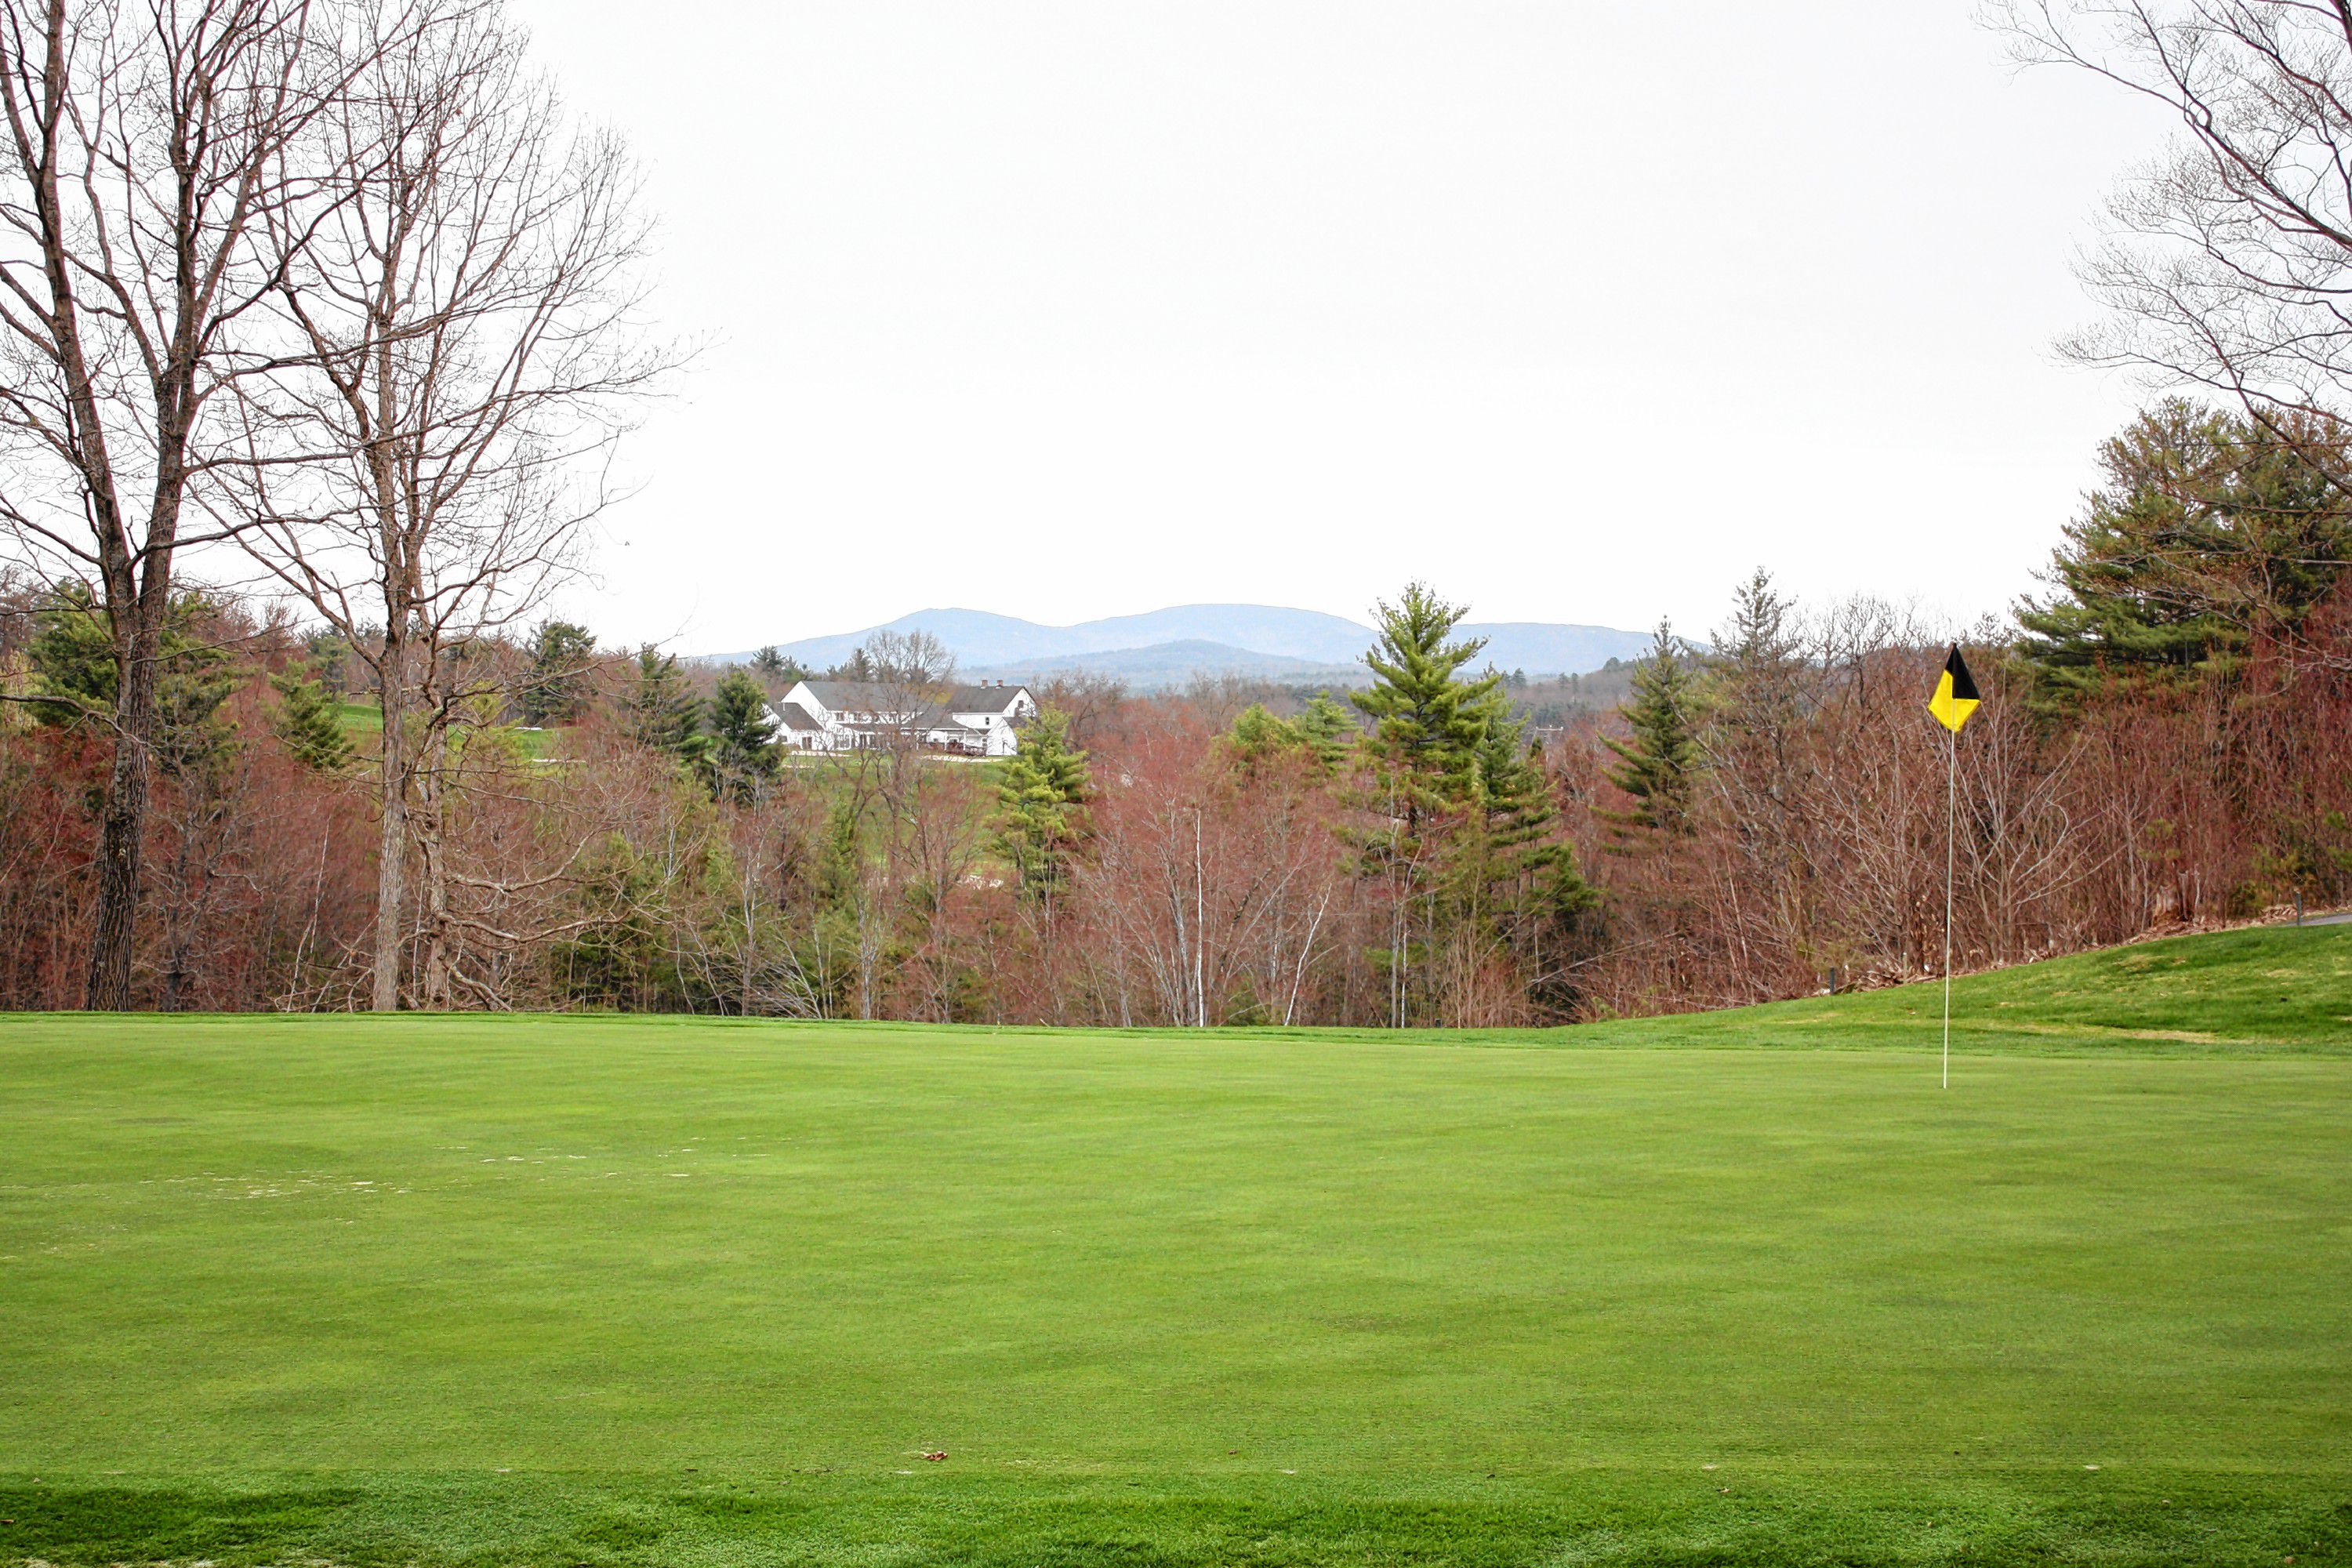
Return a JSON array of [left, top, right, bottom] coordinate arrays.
[[716, 604, 1648, 679]]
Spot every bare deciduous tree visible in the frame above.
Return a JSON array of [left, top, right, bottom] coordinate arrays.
[[230, 0, 673, 1008], [0, 0, 347, 1007], [1992, 3, 2352, 470]]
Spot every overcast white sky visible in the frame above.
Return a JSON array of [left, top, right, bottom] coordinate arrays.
[[506, 1, 2174, 654]]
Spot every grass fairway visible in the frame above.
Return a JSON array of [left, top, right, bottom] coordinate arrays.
[[328, 700, 554, 761], [2, 927, 2349, 1565]]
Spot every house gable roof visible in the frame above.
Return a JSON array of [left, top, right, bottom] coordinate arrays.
[[796, 680, 1030, 717], [796, 680, 906, 713], [944, 684, 1030, 714]]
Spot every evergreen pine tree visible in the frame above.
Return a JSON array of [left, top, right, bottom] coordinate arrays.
[[2016, 399, 2350, 700], [269, 667, 357, 772], [626, 645, 705, 760], [518, 619, 596, 725], [1705, 568, 1802, 786], [1715, 568, 1799, 695], [304, 631, 353, 697], [1468, 713, 1593, 905], [1222, 694, 1359, 776], [1473, 715, 1562, 866], [1602, 621, 1704, 844], [1462, 713, 1599, 1003], [996, 707, 1091, 895], [26, 582, 127, 730], [1348, 585, 1603, 1024], [1224, 702, 1304, 774], [1352, 583, 1504, 825], [1294, 691, 1356, 771], [702, 670, 781, 802], [28, 581, 238, 775], [749, 646, 808, 688]]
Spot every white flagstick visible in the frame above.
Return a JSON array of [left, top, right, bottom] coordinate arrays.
[[1944, 722, 1956, 1090]]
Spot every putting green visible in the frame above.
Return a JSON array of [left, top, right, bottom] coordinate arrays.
[[2, 926, 2347, 1564]]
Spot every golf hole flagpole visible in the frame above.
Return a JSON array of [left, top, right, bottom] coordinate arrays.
[[1928, 644, 1980, 1089], [1944, 720, 1955, 1091]]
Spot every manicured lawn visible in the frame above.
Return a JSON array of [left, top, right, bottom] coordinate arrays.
[[331, 699, 384, 736], [329, 699, 556, 761], [2, 927, 2347, 1564], [1564, 921, 2352, 1055]]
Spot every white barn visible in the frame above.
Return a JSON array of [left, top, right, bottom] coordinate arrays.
[[768, 679, 1036, 757]]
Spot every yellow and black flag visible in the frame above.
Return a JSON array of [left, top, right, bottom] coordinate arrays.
[[1929, 644, 1980, 734]]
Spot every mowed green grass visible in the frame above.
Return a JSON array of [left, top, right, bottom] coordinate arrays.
[[1566, 920, 2352, 1054], [330, 698, 385, 736], [2, 927, 2349, 1565], [328, 699, 554, 760]]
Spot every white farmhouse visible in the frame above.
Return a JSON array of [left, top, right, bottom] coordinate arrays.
[[769, 679, 1036, 757]]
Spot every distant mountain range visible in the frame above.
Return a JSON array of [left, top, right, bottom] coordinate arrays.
[[964, 640, 1364, 688], [715, 604, 1651, 688]]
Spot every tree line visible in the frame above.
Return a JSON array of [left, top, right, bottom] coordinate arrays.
[[2, 394, 2346, 1019], [6, 0, 2352, 1019]]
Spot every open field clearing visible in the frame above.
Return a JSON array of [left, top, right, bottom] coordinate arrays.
[[2, 926, 2348, 1565]]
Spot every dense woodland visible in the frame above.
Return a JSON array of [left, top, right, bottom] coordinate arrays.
[[2, 401, 2347, 1022]]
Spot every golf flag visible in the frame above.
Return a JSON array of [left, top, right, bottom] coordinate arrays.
[[1929, 642, 1979, 1090], [1929, 644, 1980, 734]]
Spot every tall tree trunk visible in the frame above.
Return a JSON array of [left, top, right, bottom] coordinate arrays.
[[85, 515, 173, 1009], [23, 0, 151, 1011], [84, 651, 154, 1009], [366, 325, 412, 1012], [372, 629, 407, 1011], [416, 719, 453, 1010]]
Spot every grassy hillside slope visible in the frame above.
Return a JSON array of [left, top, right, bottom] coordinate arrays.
[[1571, 922, 2352, 1055], [2, 927, 2347, 1565]]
